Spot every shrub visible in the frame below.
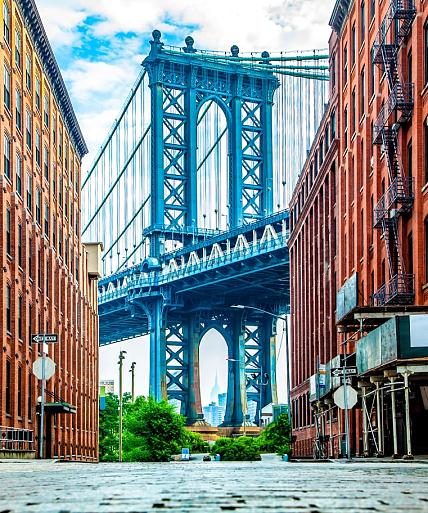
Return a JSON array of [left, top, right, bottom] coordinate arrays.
[[123, 396, 186, 462], [211, 436, 261, 461], [181, 430, 210, 453], [257, 413, 291, 455]]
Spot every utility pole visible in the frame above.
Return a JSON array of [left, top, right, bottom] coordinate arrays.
[[130, 362, 136, 402], [118, 350, 127, 462]]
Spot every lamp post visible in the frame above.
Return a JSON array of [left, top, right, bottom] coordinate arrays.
[[130, 362, 136, 402], [231, 305, 292, 430], [118, 350, 127, 462]]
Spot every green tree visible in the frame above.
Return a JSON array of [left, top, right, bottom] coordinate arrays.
[[257, 413, 291, 455], [181, 429, 210, 453], [123, 396, 186, 462], [99, 392, 132, 462]]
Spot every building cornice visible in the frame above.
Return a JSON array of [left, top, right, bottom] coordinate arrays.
[[16, 0, 88, 160], [329, 0, 352, 34]]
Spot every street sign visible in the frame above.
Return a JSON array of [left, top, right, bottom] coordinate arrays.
[[333, 385, 358, 410], [31, 333, 58, 344], [331, 366, 358, 378], [33, 357, 56, 380]]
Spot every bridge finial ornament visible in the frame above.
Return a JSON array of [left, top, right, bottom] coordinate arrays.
[[183, 35, 196, 53], [230, 45, 239, 57], [150, 29, 164, 54]]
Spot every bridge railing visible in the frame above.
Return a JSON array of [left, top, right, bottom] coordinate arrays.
[[99, 231, 288, 304]]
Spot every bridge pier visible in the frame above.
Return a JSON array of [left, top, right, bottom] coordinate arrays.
[[185, 316, 204, 425], [145, 298, 167, 401]]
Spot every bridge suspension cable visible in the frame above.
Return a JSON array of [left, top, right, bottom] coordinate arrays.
[[82, 44, 328, 277]]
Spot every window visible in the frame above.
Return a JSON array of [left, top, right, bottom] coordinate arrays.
[[37, 249, 42, 289], [35, 130, 41, 166], [6, 207, 11, 255], [25, 54, 31, 91], [44, 203, 49, 237], [17, 365, 22, 417], [59, 175, 63, 207], [344, 105, 348, 146], [26, 172, 32, 211], [15, 27, 21, 69], [44, 94, 49, 127], [28, 372, 32, 420], [425, 120, 428, 183], [43, 146, 49, 180], [18, 223, 22, 267], [360, 2, 365, 45], [404, 51, 412, 95], [425, 217, 428, 282], [408, 232, 413, 277], [16, 152, 22, 196], [26, 109, 32, 150], [59, 129, 62, 158], [370, 0, 375, 20], [6, 284, 11, 333], [331, 110, 336, 139], [319, 138, 324, 166], [36, 188, 41, 224], [425, 22, 428, 85], [28, 238, 32, 278], [370, 47, 376, 97], [35, 76, 41, 111], [18, 296, 23, 340], [351, 87, 356, 133], [4, 134, 11, 179], [360, 66, 365, 118], [324, 124, 329, 150], [52, 164, 56, 194], [5, 360, 11, 415], [76, 257, 79, 282], [4, 65, 11, 111], [52, 115, 56, 145], [343, 44, 348, 84], [361, 210, 364, 256], [351, 22, 356, 65], [3, 1, 10, 45], [331, 53, 336, 89], [407, 140, 412, 179], [16, 88, 22, 131]]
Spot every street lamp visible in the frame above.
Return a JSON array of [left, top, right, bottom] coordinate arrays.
[[231, 304, 292, 431], [118, 350, 127, 462], [130, 362, 136, 402]]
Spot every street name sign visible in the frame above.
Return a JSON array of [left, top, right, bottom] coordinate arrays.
[[33, 357, 56, 380], [331, 366, 358, 378], [31, 333, 58, 344], [333, 385, 358, 410]]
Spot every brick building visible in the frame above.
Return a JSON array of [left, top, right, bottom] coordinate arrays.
[[290, 0, 428, 459], [0, 0, 100, 460]]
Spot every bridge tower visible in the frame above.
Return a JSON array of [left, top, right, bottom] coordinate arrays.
[[141, 31, 281, 426]]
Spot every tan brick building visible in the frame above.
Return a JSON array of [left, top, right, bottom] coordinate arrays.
[[0, 0, 100, 460]]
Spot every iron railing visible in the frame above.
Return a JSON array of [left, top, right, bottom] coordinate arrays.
[[372, 273, 415, 306], [373, 82, 414, 144], [0, 426, 34, 452], [373, 176, 414, 228]]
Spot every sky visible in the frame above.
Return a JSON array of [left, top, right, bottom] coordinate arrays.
[[36, 0, 335, 403]]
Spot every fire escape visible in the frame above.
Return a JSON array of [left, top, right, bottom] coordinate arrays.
[[372, 0, 416, 307]]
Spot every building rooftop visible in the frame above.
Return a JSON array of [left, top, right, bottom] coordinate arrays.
[[329, 0, 352, 34], [17, 0, 88, 159]]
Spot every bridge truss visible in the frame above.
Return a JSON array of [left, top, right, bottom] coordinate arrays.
[[83, 31, 329, 426]]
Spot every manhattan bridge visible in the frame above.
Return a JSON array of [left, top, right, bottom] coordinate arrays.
[[83, 31, 329, 426]]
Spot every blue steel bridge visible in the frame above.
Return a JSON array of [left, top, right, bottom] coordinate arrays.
[[83, 31, 329, 426]]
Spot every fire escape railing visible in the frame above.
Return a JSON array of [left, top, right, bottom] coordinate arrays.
[[371, 0, 416, 307]]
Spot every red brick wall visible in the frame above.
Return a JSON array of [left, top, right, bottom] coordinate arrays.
[[0, 0, 98, 460]]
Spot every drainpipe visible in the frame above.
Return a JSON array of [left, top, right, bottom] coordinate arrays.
[[402, 370, 413, 460]]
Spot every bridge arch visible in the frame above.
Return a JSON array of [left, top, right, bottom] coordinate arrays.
[[197, 97, 230, 232]]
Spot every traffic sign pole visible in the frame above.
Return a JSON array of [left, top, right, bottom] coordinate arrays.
[[39, 335, 46, 459]]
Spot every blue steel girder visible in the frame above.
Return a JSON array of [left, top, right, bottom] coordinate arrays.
[[143, 30, 279, 250]]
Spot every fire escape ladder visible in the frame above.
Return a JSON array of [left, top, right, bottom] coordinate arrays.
[[371, 0, 415, 307]]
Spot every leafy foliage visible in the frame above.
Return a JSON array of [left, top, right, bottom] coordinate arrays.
[[123, 396, 186, 462], [181, 429, 210, 453], [257, 413, 291, 455], [211, 436, 262, 461]]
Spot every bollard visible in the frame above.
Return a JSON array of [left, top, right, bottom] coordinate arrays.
[[282, 454, 289, 462], [215, 454, 221, 461]]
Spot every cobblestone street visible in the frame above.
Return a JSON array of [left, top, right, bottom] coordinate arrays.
[[0, 459, 428, 513]]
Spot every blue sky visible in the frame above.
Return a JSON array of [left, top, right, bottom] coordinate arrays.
[[36, 0, 335, 402]]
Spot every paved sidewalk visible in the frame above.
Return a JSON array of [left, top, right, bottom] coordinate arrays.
[[0, 459, 427, 512]]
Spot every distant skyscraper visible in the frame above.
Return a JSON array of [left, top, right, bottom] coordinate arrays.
[[100, 380, 115, 395], [210, 373, 221, 403]]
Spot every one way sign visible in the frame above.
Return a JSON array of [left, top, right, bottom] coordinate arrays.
[[31, 333, 59, 344], [331, 367, 358, 378]]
